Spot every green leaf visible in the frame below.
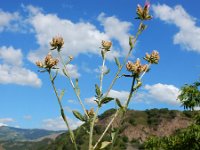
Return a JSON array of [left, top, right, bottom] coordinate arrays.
[[95, 84, 101, 98], [116, 98, 123, 108], [103, 69, 110, 75], [75, 78, 79, 87], [72, 110, 85, 122], [52, 70, 59, 81], [59, 89, 65, 101], [100, 141, 112, 149], [62, 69, 69, 77], [100, 97, 114, 106], [129, 36, 134, 49], [114, 57, 121, 68], [75, 78, 80, 96]]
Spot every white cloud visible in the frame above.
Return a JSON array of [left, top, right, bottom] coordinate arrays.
[[0, 123, 8, 127], [65, 64, 80, 78], [85, 96, 96, 104], [0, 46, 22, 66], [0, 118, 15, 126], [42, 116, 83, 130], [0, 46, 41, 87], [23, 115, 32, 120], [25, 5, 131, 64], [108, 89, 129, 104], [85, 89, 129, 105], [94, 65, 108, 74], [152, 4, 200, 53], [98, 13, 132, 54], [144, 83, 180, 105], [0, 118, 15, 123], [0, 9, 20, 32]]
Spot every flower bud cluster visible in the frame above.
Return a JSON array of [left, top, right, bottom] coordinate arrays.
[[136, 1, 152, 20], [50, 36, 64, 51], [36, 53, 59, 69], [86, 108, 95, 117], [126, 59, 148, 76], [144, 50, 160, 64], [101, 40, 112, 51]]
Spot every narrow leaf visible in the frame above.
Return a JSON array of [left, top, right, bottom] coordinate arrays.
[[100, 97, 114, 106], [75, 78, 80, 96], [101, 50, 105, 59], [72, 110, 85, 122], [114, 57, 120, 68], [100, 141, 112, 149], [59, 89, 65, 101], [103, 69, 110, 75], [95, 84, 101, 98], [116, 98, 123, 108], [62, 69, 69, 77], [53, 70, 58, 81]]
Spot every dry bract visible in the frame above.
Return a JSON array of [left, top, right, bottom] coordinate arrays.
[[101, 40, 112, 51], [50, 36, 64, 50], [144, 50, 160, 64], [136, 1, 152, 20], [36, 53, 59, 69], [126, 59, 148, 75]]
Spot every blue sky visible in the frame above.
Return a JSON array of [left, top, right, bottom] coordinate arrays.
[[0, 0, 200, 130]]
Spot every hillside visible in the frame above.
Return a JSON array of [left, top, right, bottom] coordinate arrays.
[[0, 126, 63, 141], [0, 108, 198, 150]]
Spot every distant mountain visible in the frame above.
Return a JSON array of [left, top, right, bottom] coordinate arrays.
[[0, 126, 63, 141], [0, 108, 197, 150]]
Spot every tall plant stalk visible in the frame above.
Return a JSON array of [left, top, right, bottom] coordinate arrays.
[[48, 70, 78, 150]]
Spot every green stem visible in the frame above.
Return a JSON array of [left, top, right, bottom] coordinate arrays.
[[58, 51, 89, 119], [104, 22, 143, 98], [93, 22, 143, 149], [94, 109, 120, 149], [48, 70, 78, 150], [89, 52, 106, 150]]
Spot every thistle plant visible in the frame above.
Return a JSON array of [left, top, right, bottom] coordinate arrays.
[[36, 1, 160, 150]]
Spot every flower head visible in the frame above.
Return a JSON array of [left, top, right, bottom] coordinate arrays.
[[144, 50, 160, 64], [36, 53, 59, 70], [126, 59, 148, 76], [50, 36, 64, 51], [36, 61, 44, 68], [136, 1, 152, 20], [86, 108, 95, 117], [44, 53, 59, 69], [101, 40, 112, 51]]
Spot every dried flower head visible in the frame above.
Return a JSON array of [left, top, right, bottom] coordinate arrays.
[[144, 50, 160, 64], [86, 108, 95, 117], [136, 1, 152, 20], [36, 53, 59, 70], [50, 36, 64, 51], [69, 56, 73, 60], [126, 59, 148, 76], [101, 40, 112, 51], [35, 61, 44, 68], [44, 53, 59, 69]]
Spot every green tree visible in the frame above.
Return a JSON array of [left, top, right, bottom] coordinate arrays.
[[178, 81, 200, 110]]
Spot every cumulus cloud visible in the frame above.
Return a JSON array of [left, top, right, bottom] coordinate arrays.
[[25, 5, 132, 64], [152, 4, 200, 53], [85, 89, 129, 105], [0, 118, 15, 126], [0, 9, 20, 32], [98, 13, 132, 54], [0, 46, 41, 87], [85, 96, 96, 104], [144, 83, 180, 105], [42, 116, 83, 130]]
